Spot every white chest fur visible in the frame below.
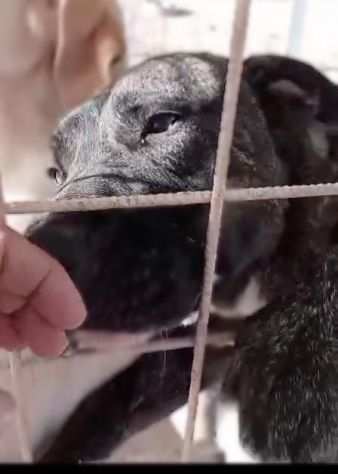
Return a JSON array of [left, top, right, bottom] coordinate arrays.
[[215, 400, 260, 463], [211, 275, 267, 319]]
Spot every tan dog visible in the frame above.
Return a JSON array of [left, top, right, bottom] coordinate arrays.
[[0, 0, 126, 232], [0, 1, 126, 461]]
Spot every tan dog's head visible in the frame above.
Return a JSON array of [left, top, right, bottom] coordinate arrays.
[[0, 0, 126, 232], [27, 0, 127, 112]]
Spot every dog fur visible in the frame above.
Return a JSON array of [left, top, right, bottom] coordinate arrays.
[[6, 53, 338, 463], [214, 55, 338, 463], [23, 51, 285, 463], [173, 54, 338, 463]]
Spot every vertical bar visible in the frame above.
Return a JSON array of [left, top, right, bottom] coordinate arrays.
[[287, 0, 309, 57], [181, 0, 252, 462], [9, 353, 33, 463]]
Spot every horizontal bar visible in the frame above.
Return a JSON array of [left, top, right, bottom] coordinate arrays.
[[75, 331, 234, 356], [4, 182, 338, 215], [0, 331, 234, 370]]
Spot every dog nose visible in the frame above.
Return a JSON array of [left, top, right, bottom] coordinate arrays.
[[27, 213, 86, 279]]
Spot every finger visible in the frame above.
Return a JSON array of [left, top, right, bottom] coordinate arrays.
[[14, 307, 69, 357], [0, 290, 25, 315], [0, 227, 86, 330], [30, 261, 87, 331]]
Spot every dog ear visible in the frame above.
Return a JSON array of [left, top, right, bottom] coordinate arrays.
[[52, 0, 126, 110], [267, 79, 313, 101]]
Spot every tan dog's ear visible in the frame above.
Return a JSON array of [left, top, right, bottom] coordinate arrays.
[[53, 0, 126, 111]]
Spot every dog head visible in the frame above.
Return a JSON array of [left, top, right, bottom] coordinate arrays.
[[27, 53, 286, 333]]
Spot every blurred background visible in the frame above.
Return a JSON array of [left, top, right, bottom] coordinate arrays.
[[123, 0, 338, 81]]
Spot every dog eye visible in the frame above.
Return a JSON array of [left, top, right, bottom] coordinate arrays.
[[141, 112, 182, 140], [47, 167, 65, 185]]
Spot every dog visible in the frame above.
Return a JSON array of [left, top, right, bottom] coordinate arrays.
[[0, 0, 126, 234], [20, 51, 287, 463], [9, 53, 338, 463]]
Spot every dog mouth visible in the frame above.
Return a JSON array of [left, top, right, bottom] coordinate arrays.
[[27, 205, 206, 335]]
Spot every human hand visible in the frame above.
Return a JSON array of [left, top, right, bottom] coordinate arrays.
[[0, 226, 86, 356]]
